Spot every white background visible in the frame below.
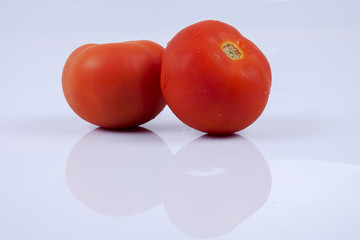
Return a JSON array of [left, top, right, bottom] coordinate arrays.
[[1, 0, 360, 239]]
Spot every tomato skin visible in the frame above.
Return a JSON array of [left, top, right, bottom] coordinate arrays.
[[62, 41, 166, 129], [161, 20, 272, 134]]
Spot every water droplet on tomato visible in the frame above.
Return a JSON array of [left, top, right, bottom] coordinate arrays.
[[198, 31, 203, 35], [178, 66, 183, 70], [197, 50, 204, 54], [263, 90, 268, 95], [251, 65, 256, 69]]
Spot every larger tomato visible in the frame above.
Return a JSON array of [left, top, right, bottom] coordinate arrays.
[[161, 20, 272, 134], [62, 40, 165, 129]]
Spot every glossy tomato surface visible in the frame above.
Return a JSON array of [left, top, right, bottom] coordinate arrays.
[[161, 20, 272, 134], [62, 40, 166, 129]]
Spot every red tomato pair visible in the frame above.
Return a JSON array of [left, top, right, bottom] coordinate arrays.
[[62, 20, 271, 134]]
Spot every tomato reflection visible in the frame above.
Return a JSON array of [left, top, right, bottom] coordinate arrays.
[[163, 134, 272, 238], [66, 129, 271, 239], [66, 127, 172, 217]]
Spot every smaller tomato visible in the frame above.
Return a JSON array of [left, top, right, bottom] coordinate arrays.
[[62, 40, 166, 129]]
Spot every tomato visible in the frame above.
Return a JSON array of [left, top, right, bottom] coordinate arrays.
[[62, 40, 166, 129], [161, 20, 272, 134]]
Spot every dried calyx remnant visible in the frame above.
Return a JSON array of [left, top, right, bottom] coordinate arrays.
[[222, 43, 242, 60]]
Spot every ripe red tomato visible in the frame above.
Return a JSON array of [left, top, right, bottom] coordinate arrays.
[[62, 40, 166, 129], [161, 20, 272, 134]]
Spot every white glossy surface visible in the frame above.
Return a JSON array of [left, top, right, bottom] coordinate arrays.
[[1, 0, 360, 239]]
